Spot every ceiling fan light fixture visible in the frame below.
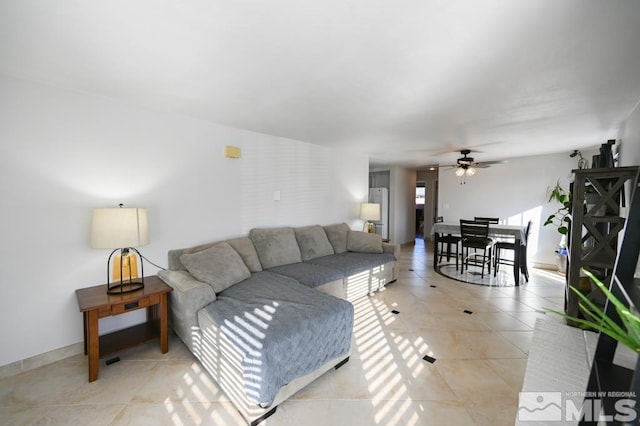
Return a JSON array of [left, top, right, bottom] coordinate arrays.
[[449, 149, 500, 182]]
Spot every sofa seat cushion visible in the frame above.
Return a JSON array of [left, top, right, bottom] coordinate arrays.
[[294, 225, 335, 261], [249, 227, 302, 269], [208, 271, 353, 406], [180, 242, 251, 293], [307, 252, 396, 276], [268, 262, 344, 288]]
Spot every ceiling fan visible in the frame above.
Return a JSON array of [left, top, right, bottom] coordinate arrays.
[[444, 149, 505, 179]]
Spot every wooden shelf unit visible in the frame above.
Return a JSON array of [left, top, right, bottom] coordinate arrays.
[[567, 167, 640, 425], [566, 166, 639, 320]]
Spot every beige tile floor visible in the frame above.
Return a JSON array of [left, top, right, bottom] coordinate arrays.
[[0, 239, 566, 425]]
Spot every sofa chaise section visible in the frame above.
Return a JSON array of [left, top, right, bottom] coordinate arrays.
[[198, 271, 353, 418], [158, 223, 399, 424]]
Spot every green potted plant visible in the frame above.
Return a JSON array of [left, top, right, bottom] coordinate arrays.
[[544, 180, 571, 273], [547, 269, 640, 353]]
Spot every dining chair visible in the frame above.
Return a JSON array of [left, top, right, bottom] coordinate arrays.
[[494, 220, 533, 281], [459, 219, 493, 277], [474, 217, 499, 224], [475, 216, 505, 245], [434, 216, 461, 270]]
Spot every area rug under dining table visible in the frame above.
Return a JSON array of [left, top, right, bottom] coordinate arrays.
[[432, 222, 528, 286], [435, 258, 520, 287]]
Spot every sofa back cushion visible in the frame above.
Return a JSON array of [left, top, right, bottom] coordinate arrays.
[[323, 223, 351, 254], [294, 225, 335, 261], [180, 242, 251, 293], [169, 242, 215, 271], [347, 230, 383, 253], [168, 236, 262, 272], [226, 237, 263, 272], [249, 227, 302, 269]]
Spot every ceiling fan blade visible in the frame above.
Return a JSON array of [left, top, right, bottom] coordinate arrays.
[[431, 141, 506, 157], [478, 160, 508, 165], [442, 156, 507, 170]]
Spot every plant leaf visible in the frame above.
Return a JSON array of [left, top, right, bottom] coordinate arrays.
[[571, 283, 626, 332], [583, 270, 629, 315], [569, 286, 626, 336]]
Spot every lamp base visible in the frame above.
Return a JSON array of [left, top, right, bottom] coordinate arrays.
[[364, 222, 376, 233], [106, 247, 145, 294], [107, 280, 145, 294]]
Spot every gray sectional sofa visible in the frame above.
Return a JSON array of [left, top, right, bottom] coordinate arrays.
[[158, 223, 400, 425]]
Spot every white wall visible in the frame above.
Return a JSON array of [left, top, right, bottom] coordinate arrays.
[[389, 167, 417, 245], [0, 75, 369, 367], [617, 102, 640, 278], [618, 103, 640, 167], [370, 166, 416, 245], [438, 152, 580, 267]]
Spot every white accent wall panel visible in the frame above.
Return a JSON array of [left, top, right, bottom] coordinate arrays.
[[0, 75, 368, 367]]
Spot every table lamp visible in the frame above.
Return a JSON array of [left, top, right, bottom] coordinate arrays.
[[360, 203, 381, 233], [91, 204, 148, 294]]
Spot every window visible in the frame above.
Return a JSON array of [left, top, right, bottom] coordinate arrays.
[[416, 186, 425, 205]]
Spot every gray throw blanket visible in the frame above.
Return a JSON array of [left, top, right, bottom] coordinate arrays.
[[206, 272, 353, 406], [307, 251, 397, 276]]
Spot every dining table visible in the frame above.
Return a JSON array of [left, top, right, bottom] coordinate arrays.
[[432, 222, 528, 286]]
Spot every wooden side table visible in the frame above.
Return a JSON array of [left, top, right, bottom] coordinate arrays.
[[75, 275, 173, 382]]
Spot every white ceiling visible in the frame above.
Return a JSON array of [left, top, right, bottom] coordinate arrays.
[[1, 1, 639, 168]]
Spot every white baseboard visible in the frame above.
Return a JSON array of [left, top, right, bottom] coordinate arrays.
[[531, 262, 561, 271], [0, 342, 84, 380]]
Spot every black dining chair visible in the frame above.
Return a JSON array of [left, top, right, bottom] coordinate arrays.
[[460, 219, 493, 277], [474, 217, 499, 224], [494, 220, 533, 281], [475, 216, 505, 245], [434, 216, 461, 270]]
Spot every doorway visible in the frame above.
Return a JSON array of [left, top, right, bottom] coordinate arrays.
[[416, 169, 439, 242], [415, 183, 425, 238]]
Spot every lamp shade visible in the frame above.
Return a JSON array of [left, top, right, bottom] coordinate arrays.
[[91, 207, 149, 249], [360, 203, 381, 221]]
